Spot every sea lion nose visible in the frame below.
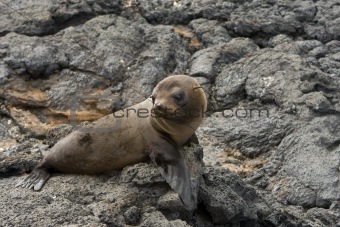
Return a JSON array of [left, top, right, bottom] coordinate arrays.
[[155, 103, 163, 110]]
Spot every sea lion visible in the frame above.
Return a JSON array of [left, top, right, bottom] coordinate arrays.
[[16, 75, 207, 207]]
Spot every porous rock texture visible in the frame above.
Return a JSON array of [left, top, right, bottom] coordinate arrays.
[[1, 0, 340, 226]]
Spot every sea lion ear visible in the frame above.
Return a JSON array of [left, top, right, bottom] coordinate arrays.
[[147, 143, 193, 209], [192, 86, 202, 91], [192, 86, 204, 96]]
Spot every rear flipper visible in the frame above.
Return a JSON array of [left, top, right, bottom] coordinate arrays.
[[15, 168, 50, 191]]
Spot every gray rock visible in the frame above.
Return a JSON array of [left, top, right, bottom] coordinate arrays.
[[199, 167, 258, 225], [304, 0, 340, 42], [222, 0, 339, 43], [189, 19, 231, 47], [244, 51, 304, 108], [303, 92, 334, 114], [137, 0, 235, 24], [189, 38, 259, 80], [318, 41, 340, 76], [267, 34, 293, 48], [200, 109, 293, 157], [306, 207, 340, 227], [0, 0, 122, 36], [0, 123, 9, 140], [2, 33, 66, 77], [223, 1, 303, 38], [214, 60, 248, 109], [120, 163, 165, 185], [0, 62, 10, 85], [88, 200, 125, 226], [326, 40, 340, 54], [215, 49, 339, 113], [123, 206, 141, 225], [140, 211, 191, 227], [157, 191, 189, 220], [271, 176, 317, 208], [271, 115, 340, 208], [274, 39, 323, 55], [0, 136, 45, 176]]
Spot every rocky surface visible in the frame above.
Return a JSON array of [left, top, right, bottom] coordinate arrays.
[[1, 0, 340, 226]]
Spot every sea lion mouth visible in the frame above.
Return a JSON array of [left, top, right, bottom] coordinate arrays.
[[151, 107, 196, 122], [151, 107, 174, 118]]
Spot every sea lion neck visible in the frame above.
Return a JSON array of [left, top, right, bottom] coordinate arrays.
[[148, 116, 197, 146]]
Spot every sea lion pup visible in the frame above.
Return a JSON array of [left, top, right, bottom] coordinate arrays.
[[16, 75, 207, 207]]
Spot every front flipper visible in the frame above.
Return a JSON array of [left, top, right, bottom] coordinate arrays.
[[147, 141, 193, 209]]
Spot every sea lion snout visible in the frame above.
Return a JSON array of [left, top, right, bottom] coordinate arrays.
[[151, 91, 184, 113], [152, 101, 175, 119], [154, 102, 164, 110]]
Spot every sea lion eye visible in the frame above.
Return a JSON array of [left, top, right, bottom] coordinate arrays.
[[150, 95, 155, 104], [172, 92, 184, 102]]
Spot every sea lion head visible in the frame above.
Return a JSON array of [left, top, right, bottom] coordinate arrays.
[[150, 75, 207, 123]]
